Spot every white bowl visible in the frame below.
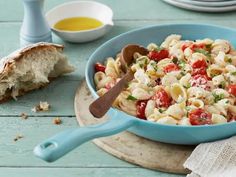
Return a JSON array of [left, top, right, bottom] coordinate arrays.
[[46, 1, 114, 43]]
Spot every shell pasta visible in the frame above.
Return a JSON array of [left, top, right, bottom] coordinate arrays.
[[94, 34, 236, 126]]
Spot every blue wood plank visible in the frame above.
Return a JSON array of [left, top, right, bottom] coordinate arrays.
[[0, 116, 134, 167], [0, 0, 236, 22], [0, 168, 184, 177], [1, 0, 235, 176]]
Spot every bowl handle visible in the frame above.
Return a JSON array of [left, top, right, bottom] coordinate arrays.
[[34, 115, 136, 162]]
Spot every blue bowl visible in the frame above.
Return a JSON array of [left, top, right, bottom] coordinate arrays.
[[85, 23, 236, 144], [34, 24, 236, 162]]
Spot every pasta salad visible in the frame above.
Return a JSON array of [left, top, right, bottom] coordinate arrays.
[[93, 34, 236, 126]]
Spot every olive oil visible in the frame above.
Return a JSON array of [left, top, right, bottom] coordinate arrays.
[[54, 17, 103, 31]]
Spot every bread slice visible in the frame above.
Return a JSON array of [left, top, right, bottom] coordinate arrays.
[[0, 42, 74, 103]]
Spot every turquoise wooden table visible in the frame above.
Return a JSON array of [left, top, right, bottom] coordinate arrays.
[[1, 0, 236, 176]]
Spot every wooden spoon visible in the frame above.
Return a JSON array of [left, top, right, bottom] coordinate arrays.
[[89, 44, 149, 118]]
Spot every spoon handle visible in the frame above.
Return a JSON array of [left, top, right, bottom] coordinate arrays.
[[89, 70, 134, 118]]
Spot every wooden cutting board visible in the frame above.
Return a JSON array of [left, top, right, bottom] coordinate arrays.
[[74, 81, 194, 174]]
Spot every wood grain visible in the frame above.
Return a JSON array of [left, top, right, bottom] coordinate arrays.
[[1, 0, 236, 22], [0, 168, 183, 177], [0, 116, 133, 167]]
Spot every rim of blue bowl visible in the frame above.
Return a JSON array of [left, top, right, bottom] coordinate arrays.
[[85, 23, 236, 129]]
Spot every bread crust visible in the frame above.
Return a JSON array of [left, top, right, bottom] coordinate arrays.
[[0, 43, 65, 103], [0, 42, 64, 76]]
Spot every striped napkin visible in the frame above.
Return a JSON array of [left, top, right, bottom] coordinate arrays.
[[184, 136, 236, 177]]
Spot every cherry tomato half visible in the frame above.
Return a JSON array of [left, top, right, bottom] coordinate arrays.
[[181, 42, 193, 51], [188, 108, 212, 125], [190, 43, 205, 51], [95, 62, 106, 72], [152, 89, 171, 108], [163, 63, 179, 73], [136, 100, 148, 119], [181, 43, 205, 52], [192, 68, 207, 76], [228, 111, 236, 122], [191, 59, 207, 69], [148, 49, 169, 62], [228, 84, 236, 97]]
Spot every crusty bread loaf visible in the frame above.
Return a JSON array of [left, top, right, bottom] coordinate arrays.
[[0, 42, 74, 103]]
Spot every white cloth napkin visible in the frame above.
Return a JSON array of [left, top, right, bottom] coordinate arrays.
[[184, 136, 236, 177]]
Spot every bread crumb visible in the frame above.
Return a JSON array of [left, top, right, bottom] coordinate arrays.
[[14, 134, 23, 142], [40, 101, 50, 111], [32, 101, 50, 112], [53, 117, 62, 125], [20, 113, 28, 119], [31, 107, 38, 112]]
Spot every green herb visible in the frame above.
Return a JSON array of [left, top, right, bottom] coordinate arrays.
[[150, 61, 158, 71], [205, 44, 212, 49], [178, 60, 186, 68], [212, 93, 225, 103], [139, 63, 144, 68], [184, 83, 191, 89], [186, 106, 191, 111], [231, 71, 236, 76], [126, 95, 138, 101], [225, 56, 232, 63], [194, 48, 211, 58], [180, 71, 185, 76], [219, 81, 226, 89], [150, 61, 156, 66], [210, 73, 218, 78], [137, 56, 149, 68], [172, 57, 178, 64], [154, 46, 165, 52], [147, 83, 153, 87], [159, 109, 164, 113], [145, 58, 148, 65]]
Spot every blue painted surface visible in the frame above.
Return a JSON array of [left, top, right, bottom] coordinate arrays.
[[35, 24, 236, 162], [2, 0, 236, 176]]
